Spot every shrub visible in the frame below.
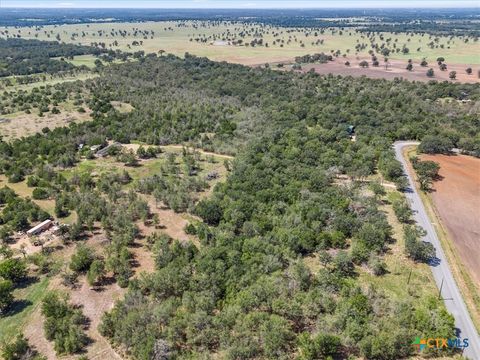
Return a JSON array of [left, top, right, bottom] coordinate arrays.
[[0, 258, 27, 283], [404, 225, 435, 262], [418, 135, 452, 155], [32, 188, 49, 200], [299, 333, 342, 359], [69, 245, 94, 273], [41, 292, 88, 354], [1, 335, 34, 360], [359, 60, 369, 68], [0, 279, 14, 314]]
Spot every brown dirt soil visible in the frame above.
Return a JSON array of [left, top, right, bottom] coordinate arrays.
[[294, 57, 479, 83], [68, 278, 125, 360], [142, 194, 199, 245], [420, 154, 480, 287], [0, 108, 92, 140], [23, 275, 125, 360]]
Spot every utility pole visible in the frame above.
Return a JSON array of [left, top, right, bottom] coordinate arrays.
[[438, 278, 444, 300]]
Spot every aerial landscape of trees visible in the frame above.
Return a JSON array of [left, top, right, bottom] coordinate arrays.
[[0, 38, 106, 76], [0, 10, 478, 359]]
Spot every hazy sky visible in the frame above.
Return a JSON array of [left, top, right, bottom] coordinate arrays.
[[1, 0, 478, 8]]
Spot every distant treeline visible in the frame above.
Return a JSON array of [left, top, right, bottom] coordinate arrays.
[[0, 8, 479, 36], [0, 38, 105, 76]]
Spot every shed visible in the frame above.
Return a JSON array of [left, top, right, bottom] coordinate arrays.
[[27, 219, 53, 236]]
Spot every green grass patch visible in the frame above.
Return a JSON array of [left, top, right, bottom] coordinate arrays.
[[64, 54, 99, 68], [0, 276, 49, 344], [357, 189, 440, 302]]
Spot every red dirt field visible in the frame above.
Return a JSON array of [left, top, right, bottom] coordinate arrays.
[[420, 154, 480, 287], [295, 57, 479, 83]]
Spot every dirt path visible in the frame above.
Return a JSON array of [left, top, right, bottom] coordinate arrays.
[[161, 144, 234, 159]]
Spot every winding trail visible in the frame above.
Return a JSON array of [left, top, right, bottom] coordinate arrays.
[[394, 141, 480, 359]]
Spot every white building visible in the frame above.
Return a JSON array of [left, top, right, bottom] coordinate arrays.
[[26, 219, 53, 236]]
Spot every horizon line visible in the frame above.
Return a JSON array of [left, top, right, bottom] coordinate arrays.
[[2, 6, 479, 9]]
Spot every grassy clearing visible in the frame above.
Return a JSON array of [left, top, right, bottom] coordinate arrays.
[[63, 144, 228, 185], [111, 101, 135, 114], [0, 72, 97, 93], [63, 54, 99, 68], [357, 189, 440, 302], [0, 175, 77, 224], [404, 146, 480, 332], [0, 277, 50, 344], [0, 105, 92, 140], [303, 182, 441, 303], [3, 21, 479, 65]]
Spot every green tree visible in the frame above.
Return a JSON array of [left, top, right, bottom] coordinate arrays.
[[392, 198, 412, 223], [87, 259, 105, 287], [412, 158, 440, 191], [298, 333, 341, 359], [0, 279, 14, 314], [419, 135, 453, 155], [195, 198, 223, 225], [69, 245, 94, 273], [404, 225, 435, 262], [0, 258, 27, 283]]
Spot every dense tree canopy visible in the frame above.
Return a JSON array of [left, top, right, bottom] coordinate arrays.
[[0, 52, 476, 359]]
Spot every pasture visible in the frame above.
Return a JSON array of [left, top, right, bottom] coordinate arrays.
[[2, 21, 479, 66]]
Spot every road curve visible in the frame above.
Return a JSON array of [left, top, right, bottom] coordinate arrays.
[[394, 141, 480, 359]]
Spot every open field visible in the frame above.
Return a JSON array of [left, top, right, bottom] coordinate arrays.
[[0, 107, 92, 140], [404, 147, 480, 333], [299, 56, 479, 83], [357, 190, 441, 301], [3, 21, 479, 69], [0, 72, 97, 92], [420, 154, 480, 287]]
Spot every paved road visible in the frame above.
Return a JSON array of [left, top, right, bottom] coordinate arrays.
[[394, 141, 480, 359]]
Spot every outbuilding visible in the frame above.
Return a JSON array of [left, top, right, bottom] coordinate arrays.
[[26, 219, 53, 236]]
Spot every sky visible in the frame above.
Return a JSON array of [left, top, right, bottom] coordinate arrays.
[[1, 0, 478, 8]]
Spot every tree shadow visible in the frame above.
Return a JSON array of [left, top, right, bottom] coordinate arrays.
[[15, 275, 39, 289], [4, 299, 33, 317]]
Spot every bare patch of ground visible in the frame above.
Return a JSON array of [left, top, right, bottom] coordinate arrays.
[[111, 101, 134, 113], [142, 194, 196, 243], [23, 274, 125, 360], [0, 108, 92, 140], [68, 278, 125, 360], [420, 154, 480, 287], [294, 57, 479, 83]]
